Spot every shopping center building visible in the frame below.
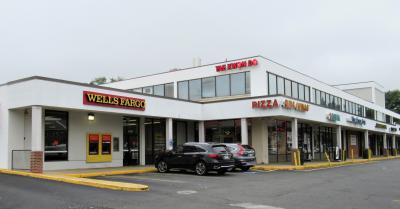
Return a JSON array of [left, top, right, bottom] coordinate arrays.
[[1, 55, 400, 173]]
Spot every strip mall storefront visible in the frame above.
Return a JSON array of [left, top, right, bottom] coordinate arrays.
[[1, 56, 400, 172]]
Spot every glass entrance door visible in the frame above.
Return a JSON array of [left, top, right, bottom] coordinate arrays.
[[123, 117, 140, 166], [298, 123, 312, 161]]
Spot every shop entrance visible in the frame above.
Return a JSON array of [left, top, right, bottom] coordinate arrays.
[[123, 117, 140, 166], [298, 123, 313, 161], [369, 134, 384, 156], [145, 118, 166, 164], [313, 126, 334, 161]]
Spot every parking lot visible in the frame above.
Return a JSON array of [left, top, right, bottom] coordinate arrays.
[[1, 160, 400, 209]]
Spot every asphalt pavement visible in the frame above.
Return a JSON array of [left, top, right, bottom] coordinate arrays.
[[1, 160, 400, 209]]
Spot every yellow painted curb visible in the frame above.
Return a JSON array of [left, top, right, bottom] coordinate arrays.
[[0, 169, 149, 192], [252, 156, 400, 172], [65, 167, 157, 178]]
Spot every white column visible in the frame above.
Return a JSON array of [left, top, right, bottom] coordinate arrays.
[[198, 121, 205, 143], [251, 118, 268, 164], [383, 134, 387, 149], [393, 135, 396, 151], [31, 106, 43, 151], [173, 81, 178, 98], [336, 126, 342, 149], [364, 130, 369, 149], [291, 118, 298, 149], [166, 118, 173, 151], [343, 130, 347, 151], [241, 118, 248, 145], [139, 117, 146, 166]]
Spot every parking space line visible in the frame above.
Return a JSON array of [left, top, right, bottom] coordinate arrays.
[[108, 175, 187, 184]]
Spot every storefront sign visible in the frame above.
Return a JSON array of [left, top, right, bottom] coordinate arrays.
[[347, 116, 366, 126], [282, 100, 309, 112], [252, 99, 279, 109], [375, 123, 387, 129], [327, 113, 340, 122], [215, 59, 258, 72], [350, 135, 357, 146], [390, 127, 397, 132], [83, 91, 146, 111]]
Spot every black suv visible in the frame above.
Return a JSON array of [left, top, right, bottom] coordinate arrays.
[[224, 143, 256, 171], [155, 142, 235, 175]]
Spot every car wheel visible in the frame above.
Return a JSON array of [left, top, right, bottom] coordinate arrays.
[[195, 161, 207, 176], [241, 166, 251, 172], [217, 169, 227, 175], [157, 160, 168, 173]]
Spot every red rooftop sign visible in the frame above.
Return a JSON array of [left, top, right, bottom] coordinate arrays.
[[215, 59, 258, 72]]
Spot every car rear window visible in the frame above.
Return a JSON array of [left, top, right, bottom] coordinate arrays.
[[212, 145, 228, 153]]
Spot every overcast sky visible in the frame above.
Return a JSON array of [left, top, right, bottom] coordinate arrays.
[[1, 0, 399, 90]]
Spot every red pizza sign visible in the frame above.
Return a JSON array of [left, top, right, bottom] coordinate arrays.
[[215, 59, 258, 72], [252, 99, 279, 109]]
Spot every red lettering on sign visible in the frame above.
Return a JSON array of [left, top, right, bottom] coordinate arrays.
[[215, 59, 258, 72]]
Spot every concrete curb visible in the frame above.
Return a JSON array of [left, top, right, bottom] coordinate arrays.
[[65, 168, 157, 178], [252, 156, 400, 171], [0, 169, 149, 192]]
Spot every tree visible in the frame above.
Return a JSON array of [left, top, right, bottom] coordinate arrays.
[[89, 76, 123, 85], [385, 90, 400, 114]]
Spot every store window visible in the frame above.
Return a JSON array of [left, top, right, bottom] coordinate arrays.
[[298, 84, 305, 100], [178, 81, 189, 100], [165, 83, 174, 98], [277, 76, 284, 95], [268, 120, 291, 163], [284, 79, 292, 97], [153, 84, 165, 96], [231, 73, 246, 95], [205, 120, 242, 144], [216, 75, 230, 97], [189, 79, 201, 100], [292, 82, 298, 99], [145, 118, 166, 164], [45, 110, 68, 161], [202, 77, 216, 98], [305, 86, 310, 102], [268, 74, 277, 95], [245, 72, 251, 94], [143, 86, 153, 95]]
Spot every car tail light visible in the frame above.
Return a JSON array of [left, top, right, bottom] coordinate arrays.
[[237, 145, 245, 156], [208, 153, 219, 159]]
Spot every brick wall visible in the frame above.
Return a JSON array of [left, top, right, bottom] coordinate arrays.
[[30, 151, 43, 173]]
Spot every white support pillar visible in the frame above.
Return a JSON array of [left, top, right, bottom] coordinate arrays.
[[392, 135, 396, 155], [241, 118, 248, 145], [166, 118, 173, 151], [364, 130, 369, 150], [139, 117, 146, 166], [31, 106, 43, 173], [198, 121, 205, 143], [291, 118, 298, 149], [336, 126, 342, 150], [343, 129, 347, 151], [31, 106, 43, 152], [336, 126, 342, 161]]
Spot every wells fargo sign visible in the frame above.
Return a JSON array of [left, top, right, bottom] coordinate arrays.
[[215, 59, 258, 72], [83, 91, 146, 111]]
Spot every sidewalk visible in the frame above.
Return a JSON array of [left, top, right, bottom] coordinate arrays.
[[0, 166, 156, 192], [252, 155, 400, 171]]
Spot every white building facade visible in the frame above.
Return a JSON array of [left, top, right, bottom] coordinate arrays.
[[1, 56, 400, 172]]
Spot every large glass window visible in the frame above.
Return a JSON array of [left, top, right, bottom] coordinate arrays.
[[285, 79, 292, 97], [142, 86, 153, 95], [316, 90, 321, 105], [165, 83, 174, 98], [268, 120, 291, 163], [45, 110, 68, 161], [320, 92, 326, 106], [205, 120, 242, 144], [202, 77, 216, 98], [189, 79, 201, 100], [268, 74, 277, 95], [231, 73, 246, 95], [245, 72, 251, 94], [298, 84, 305, 100], [305, 86, 310, 102], [292, 82, 298, 99], [153, 84, 164, 96], [178, 81, 189, 100], [277, 76, 284, 95], [216, 75, 230, 97]]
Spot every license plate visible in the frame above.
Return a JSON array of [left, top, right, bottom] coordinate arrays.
[[223, 155, 229, 160], [249, 153, 254, 157]]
